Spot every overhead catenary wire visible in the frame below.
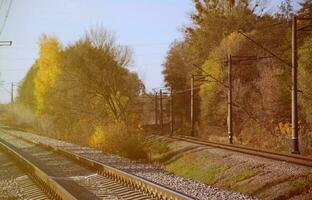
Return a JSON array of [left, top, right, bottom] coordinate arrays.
[[254, 21, 291, 31], [237, 30, 292, 67], [0, 0, 13, 37], [192, 64, 228, 88]]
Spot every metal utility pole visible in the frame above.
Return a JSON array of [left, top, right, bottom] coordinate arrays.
[[228, 55, 233, 144], [291, 15, 299, 154], [160, 89, 163, 134], [191, 74, 195, 137], [290, 15, 312, 154], [155, 92, 158, 125], [10, 82, 13, 104], [170, 88, 174, 136]]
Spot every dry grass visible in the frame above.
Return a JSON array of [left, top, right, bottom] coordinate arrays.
[[0, 104, 54, 136]]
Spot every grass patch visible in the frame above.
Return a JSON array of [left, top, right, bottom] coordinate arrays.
[[147, 139, 170, 161], [223, 168, 255, 191], [165, 155, 230, 184], [233, 168, 255, 183], [202, 165, 230, 184]]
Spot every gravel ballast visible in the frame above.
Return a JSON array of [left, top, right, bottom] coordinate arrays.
[[1, 127, 257, 200]]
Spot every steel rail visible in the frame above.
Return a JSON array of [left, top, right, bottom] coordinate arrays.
[[171, 135, 312, 167], [0, 137, 77, 200], [0, 149, 52, 200], [0, 127, 193, 200]]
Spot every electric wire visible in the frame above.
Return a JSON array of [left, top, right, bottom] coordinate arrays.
[[0, 0, 13, 37], [237, 30, 292, 67]]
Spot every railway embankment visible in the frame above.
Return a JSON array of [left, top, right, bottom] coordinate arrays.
[[146, 135, 312, 200]]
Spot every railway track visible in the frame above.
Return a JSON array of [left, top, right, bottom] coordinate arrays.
[[171, 135, 312, 167], [0, 129, 192, 200], [0, 147, 52, 199]]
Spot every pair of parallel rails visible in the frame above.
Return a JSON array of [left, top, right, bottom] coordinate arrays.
[[0, 127, 192, 200], [171, 135, 312, 167], [0, 149, 50, 200]]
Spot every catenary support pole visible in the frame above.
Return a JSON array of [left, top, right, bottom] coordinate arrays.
[[155, 92, 158, 125], [191, 74, 195, 137], [228, 55, 233, 144], [170, 88, 174, 136], [292, 15, 300, 154], [160, 89, 163, 134], [10, 82, 13, 104]]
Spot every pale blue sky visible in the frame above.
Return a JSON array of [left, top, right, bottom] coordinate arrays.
[[0, 0, 300, 103]]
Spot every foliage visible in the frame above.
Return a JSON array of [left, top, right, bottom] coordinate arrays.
[[299, 36, 312, 126], [49, 30, 143, 133], [16, 63, 38, 111], [162, 0, 312, 154], [16, 27, 145, 159], [162, 41, 193, 126], [89, 126, 105, 149], [35, 35, 62, 115], [89, 124, 148, 160]]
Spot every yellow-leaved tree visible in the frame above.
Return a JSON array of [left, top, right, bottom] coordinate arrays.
[[34, 34, 62, 115]]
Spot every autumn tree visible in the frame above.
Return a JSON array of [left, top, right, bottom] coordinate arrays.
[[53, 28, 143, 127], [34, 35, 62, 115], [163, 0, 259, 133], [17, 28, 144, 143], [162, 0, 308, 151]]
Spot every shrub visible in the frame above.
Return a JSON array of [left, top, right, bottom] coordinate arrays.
[[89, 124, 148, 160], [89, 126, 105, 148]]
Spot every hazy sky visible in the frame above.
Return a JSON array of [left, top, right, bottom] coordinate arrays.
[[0, 0, 300, 103]]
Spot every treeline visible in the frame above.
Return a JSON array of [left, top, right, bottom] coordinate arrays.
[[14, 28, 147, 158], [162, 0, 312, 153], [11, 0, 312, 155]]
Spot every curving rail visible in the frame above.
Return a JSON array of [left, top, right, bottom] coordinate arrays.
[[172, 135, 312, 167]]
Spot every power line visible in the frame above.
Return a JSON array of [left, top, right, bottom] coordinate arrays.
[[0, 0, 13, 37], [192, 64, 228, 88], [237, 30, 291, 67], [255, 21, 291, 31]]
